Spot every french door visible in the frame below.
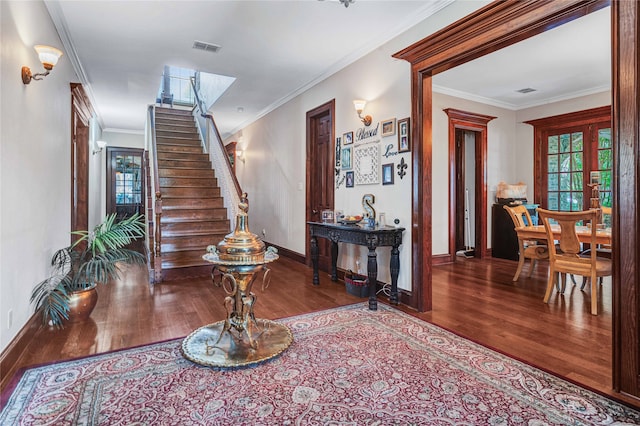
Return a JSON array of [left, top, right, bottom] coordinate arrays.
[[106, 147, 145, 221]]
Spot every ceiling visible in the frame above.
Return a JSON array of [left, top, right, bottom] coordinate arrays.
[[45, 1, 610, 139]]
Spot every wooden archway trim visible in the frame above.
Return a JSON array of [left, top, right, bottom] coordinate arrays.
[[392, 0, 640, 402], [444, 108, 495, 260]]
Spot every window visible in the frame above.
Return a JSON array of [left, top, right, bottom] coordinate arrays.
[[526, 106, 611, 214]]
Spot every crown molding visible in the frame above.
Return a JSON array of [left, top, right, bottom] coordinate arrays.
[[44, 0, 105, 130]]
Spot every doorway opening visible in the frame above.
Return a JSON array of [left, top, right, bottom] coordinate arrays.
[[445, 108, 495, 260], [454, 128, 479, 258], [304, 100, 335, 272]]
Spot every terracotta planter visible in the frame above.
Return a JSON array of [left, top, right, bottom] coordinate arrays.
[[66, 287, 98, 323]]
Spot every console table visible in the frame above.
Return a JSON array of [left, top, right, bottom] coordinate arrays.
[[308, 221, 405, 310]]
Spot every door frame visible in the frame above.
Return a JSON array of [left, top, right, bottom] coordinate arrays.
[[305, 99, 336, 266], [70, 83, 93, 246], [106, 147, 146, 219], [445, 108, 494, 260], [393, 0, 640, 400]]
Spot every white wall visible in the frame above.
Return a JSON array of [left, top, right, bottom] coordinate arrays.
[[228, 0, 487, 291], [93, 130, 145, 224], [432, 92, 517, 253], [1, 1, 81, 351]]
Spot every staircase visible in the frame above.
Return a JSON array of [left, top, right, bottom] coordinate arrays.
[[154, 107, 230, 280]]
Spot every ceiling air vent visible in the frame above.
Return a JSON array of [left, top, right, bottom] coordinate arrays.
[[192, 40, 221, 53], [516, 87, 537, 94]]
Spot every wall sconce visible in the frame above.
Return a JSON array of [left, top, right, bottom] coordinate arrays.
[[93, 140, 107, 155], [353, 100, 372, 126], [237, 149, 246, 163], [22, 45, 64, 85]]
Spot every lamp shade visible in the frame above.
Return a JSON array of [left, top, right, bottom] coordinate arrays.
[[353, 100, 366, 112], [34, 45, 63, 70], [96, 140, 108, 149]]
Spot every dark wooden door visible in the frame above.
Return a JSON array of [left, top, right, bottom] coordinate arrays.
[[305, 100, 335, 271], [106, 147, 146, 221], [71, 83, 92, 246], [454, 129, 466, 253]]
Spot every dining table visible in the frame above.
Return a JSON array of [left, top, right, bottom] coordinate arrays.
[[515, 224, 612, 246]]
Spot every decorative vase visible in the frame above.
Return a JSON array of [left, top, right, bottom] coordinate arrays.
[[66, 287, 98, 323]]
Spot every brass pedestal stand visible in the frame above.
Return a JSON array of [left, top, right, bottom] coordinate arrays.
[[182, 194, 293, 368]]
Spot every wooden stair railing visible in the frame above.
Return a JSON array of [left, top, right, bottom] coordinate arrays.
[[147, 105, 163, 283], [150, 106, 231, 281], [191, 76, 242, 199]]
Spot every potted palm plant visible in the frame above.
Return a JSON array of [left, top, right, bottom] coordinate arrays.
[[31, 213, 146, 327]]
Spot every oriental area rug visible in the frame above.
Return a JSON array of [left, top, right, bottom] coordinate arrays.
[[2, 304, 640, 425]]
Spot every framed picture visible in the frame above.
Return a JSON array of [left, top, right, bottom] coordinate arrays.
[[381, 118, 396, 137], [341, 146, 352, 170], [343, 131, 354, 145], [345, 171, 354, 188], [397, 117, 410, 153], [382, 163, 394, 185], [335, 137, 341, 167]]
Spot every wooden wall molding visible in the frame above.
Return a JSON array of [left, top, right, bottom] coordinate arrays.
[[611, 0, 640, 401], [392, 0, 640, 402], [0, 313, 41, 392], [524, 106, 611, 207], [432, 254, 454, 266], [444, 108, 495, 259]]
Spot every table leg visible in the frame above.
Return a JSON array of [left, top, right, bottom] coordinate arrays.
[[311, 236, 319, 285], [330, 241, 338, 281], [390, 245, 400, 305], [367, 247, 378, 310]]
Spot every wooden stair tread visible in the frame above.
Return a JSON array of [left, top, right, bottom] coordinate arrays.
[[154, 107, 232, 275]]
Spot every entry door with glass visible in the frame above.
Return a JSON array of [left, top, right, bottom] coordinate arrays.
[[107, 148, 145, 221]]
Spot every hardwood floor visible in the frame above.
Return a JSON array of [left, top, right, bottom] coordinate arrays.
[[2, 255, 637, 408]]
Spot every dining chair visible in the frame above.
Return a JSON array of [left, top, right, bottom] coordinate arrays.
[[537, 208, 612, 315], [579, 206, 612, 289], [503, 205, 548, 281]]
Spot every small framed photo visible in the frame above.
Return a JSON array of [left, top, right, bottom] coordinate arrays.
[[343, 131, 354, 145], [345, 171, 354, 188], [382, 163, 394, 185], [590, 171, 601, 185], [341, 146, 352, 170], [397, 117, 410, 153], [381, 118, 396, 137]]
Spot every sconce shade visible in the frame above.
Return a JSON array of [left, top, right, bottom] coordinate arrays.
[[353, 99, 372, 126], [34, 45, 63, 70], [93, 140, 107, 155], [22, 45, 63, 85], [353, 100, 366, 113]]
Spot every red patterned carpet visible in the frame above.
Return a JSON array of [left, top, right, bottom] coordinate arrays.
[[2, 303, 639, 425]]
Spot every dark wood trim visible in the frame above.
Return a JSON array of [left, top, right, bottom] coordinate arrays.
[[444, 108, 495, 259], [304, 99, 335, 267], [432, 254, 454, 266], [0, 312, 41, 392], [393, 0, 639, 402], [106, 147, 146, 219], [392, 0, 610, 311], [524, 106, 611, 206], [262, 241, 305, 265], [393, 0, 609, 74], [612, 0, 640, 401], [70, 83, 93, 247]]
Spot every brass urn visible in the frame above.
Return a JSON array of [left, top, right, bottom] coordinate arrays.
[[182, 193, 292, 367]]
